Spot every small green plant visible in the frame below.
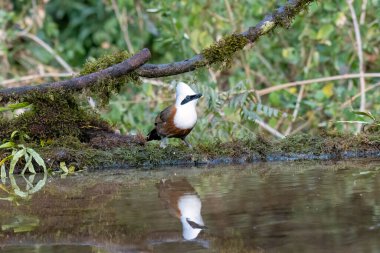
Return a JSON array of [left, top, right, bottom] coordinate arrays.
[[337, 111, 380, 132], [0, 131, 47, 176], [59, 161, 76, 178], [0, 102, 31, 113]]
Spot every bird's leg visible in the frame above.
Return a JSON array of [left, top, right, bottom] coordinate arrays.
[[182, 138, 193, 149], [160, 137, 168, 149]]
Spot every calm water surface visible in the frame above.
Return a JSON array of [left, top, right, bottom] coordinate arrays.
[[1, 159, 380, 252]]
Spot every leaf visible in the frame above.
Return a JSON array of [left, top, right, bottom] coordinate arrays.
[[29, 173, 47, 194], [27, 148, 46, 172], [0, 141, 15, 149], [0, 155, 12, 168], [0, 183, 9, 193], [22, 154, 35, 175], [322, 82, 334, 98], [317, 24, 334, 40], [10, 131, 19, 140], [14, 188, 28, 198], [7, 102, 30, 110], [1, 164, 6, 180], [352, 111, 376, 121], [10, 149, 26, 175], [60, 162, 69, 173]]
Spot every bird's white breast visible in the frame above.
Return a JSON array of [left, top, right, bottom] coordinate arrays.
[[174, 105, 197, 130]]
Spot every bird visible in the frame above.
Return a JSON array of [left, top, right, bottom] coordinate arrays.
[[146, 82, 202, 148], [156, 178, 207, 240]]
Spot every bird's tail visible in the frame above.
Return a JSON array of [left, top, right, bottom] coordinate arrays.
[[146, 128, 161, 141]]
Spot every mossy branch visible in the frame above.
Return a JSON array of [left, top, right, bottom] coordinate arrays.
[[0, 48, 151, 103], [0, 0, 315, 102], [136, 0, 316, 77]]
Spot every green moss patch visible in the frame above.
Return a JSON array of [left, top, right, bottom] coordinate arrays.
[[80, 51, 141, 106], [201, 34, 249, 69], [0, 131, 373, 173]]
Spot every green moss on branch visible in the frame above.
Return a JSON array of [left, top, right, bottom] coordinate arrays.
[[80, 51, 141, 106], [201, 34, 249, 69]]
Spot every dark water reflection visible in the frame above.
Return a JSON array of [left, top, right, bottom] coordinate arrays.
[[1, 159, 380, 252]]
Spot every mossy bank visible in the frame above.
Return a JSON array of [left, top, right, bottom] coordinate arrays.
[[1, 131, 380, 174]]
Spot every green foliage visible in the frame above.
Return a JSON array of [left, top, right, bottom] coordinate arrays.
[[338, 111, 380, 133], [1, 0, 380, 143], [0, 102, 31, 113], [0, 131, 46, 175]]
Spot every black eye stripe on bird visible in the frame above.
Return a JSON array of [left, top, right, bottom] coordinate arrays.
[[146, 82, 203, 148]]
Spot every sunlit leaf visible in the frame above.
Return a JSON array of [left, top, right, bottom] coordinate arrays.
[[14, 188, 28, 198], [1, 164, 6, 181], [27, 148, 46, 172], [0, 141, 15, 149], [322, 82, 334, 98], [10, 149, 26, 174], [29, 173, 47, 194], [10, 130, 19, 140], [22, 154, 35, 175], [352, 111, 376, 121], [60, 162, 69, 173]]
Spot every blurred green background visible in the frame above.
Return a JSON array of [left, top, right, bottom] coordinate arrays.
[[0, 0, 379, 143]]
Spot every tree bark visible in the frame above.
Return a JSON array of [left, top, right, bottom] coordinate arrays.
[[0, 48, 151, 103]]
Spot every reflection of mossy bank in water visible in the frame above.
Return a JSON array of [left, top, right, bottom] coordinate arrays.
[[1, 51, 380, 173]]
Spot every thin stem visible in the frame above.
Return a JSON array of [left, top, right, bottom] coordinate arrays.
[[359, 0, 368, 25], [0, 73, 74, 87], [257, 73, 380, 96], [347, 0, 366, 132], [285, 85, 305, 136], [18, 32, 74, 74], [340, 82, 380, 109], [110, 0, 134, 54], [255, 119, 285, 139]]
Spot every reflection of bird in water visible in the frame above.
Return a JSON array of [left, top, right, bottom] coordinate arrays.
[[156, 178, 206, 240]]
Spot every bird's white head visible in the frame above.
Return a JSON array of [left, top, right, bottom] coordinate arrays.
[[175, 82, 202, 107]]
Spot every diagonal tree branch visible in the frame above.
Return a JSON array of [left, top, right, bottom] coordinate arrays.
[[0, 48, 151, 103]]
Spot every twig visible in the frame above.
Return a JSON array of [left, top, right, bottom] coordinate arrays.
[[0, 73, 74, 87], [285, 85, 305, 135], [257, 73, 380, 96], [340, 82, 380, 109], [224, 0, 236, 31], [359, 0, 368, 25], [0, 48, 151, 103], [347, 0, 366, 132], [255, 119, 285, 139], [110, 0, 134, 54], [18, 32, 74, 74]]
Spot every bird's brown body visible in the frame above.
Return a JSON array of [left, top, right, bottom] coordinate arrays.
[[146, 105, 193, 141]]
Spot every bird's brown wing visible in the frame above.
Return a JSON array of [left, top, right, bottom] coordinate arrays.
[[155, 105, 192, 138], [155, 105, 175, 126]]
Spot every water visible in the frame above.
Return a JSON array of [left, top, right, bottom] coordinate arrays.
[[1, 159, 380, 252]]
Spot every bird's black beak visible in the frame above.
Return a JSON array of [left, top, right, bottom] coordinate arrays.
[[186, 218, 207, 229], [180, 93, 203, 105], [192, 93, 203, 100]]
